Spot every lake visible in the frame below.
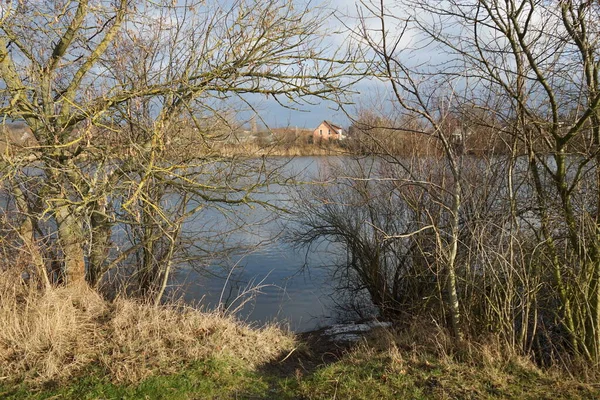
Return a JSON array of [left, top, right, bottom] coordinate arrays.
[[170, 156, 345, 332], [167, 154, 558, 332]]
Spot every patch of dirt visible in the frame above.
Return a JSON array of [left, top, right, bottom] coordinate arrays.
[[260, 327, 354, 378]]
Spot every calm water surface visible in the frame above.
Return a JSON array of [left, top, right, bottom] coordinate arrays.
[[171, 157, 343, 332]]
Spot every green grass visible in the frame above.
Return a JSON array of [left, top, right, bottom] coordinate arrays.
[[3, 279, 593, 398], [276, 350, 598, 400], [4, 346, 597, 400], [0, 358, 272, 400]]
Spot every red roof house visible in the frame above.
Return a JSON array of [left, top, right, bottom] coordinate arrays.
[[312, 121, 345, 142]]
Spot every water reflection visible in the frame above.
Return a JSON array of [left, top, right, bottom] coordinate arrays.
[[170, 157, 342, 332]]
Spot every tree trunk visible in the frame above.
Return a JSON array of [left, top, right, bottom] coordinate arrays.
[[13, 184, 50, 289], [447, 178, 463, 340], [55, 206, 86, 285], [89, 199, 111, 287]]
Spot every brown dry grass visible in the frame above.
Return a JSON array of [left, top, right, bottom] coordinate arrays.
[[358, 320, 600, 388], [0, 266, 294, 384], [360, 321, 539, 371], [209, 142, 347, 158]]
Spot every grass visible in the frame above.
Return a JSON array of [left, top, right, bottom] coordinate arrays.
[[1, 265, 598, 399], [3, 326, 599, 399], [282, 346, 596, 400], [212, 141, 347, 158], [1, 358, 272, 400], [0, 267, 293, 386], [2, 338, 598, 399]]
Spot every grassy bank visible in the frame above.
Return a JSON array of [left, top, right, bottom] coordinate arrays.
[[211, 142, 347, 158], [2, 328, 598, 399], [0, 267, 293, 387], [1, 266, 597, 399]]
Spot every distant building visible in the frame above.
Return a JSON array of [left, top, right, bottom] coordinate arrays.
[[312, 121, 345, 142]]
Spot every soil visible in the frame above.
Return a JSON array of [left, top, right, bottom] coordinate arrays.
[[259, 327, 355, 379]]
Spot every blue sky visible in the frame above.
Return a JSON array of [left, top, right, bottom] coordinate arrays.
[[0, 0, 384, 131], [251, 0, 422, 130], [249, 95, 350, 130], [247, 0, 366, 130]]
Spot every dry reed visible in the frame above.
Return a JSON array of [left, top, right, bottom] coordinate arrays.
[[0, 266, 294, 384]]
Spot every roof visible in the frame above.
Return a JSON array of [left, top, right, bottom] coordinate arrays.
[[318, 120, 343, 132]]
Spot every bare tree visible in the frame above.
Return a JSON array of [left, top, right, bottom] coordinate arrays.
[[0, 0, 354, 300], [344, 0, 600, 361]]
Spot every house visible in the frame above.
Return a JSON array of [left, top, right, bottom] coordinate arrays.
[[312, 120, 345, 142]]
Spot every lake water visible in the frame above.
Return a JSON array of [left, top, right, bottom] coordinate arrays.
[[171, 157, 344, 332], [167, 154, 555, 332]]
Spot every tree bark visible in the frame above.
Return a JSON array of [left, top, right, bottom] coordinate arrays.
[[89, 199, 111, 286], [55, 206, 86, 285]]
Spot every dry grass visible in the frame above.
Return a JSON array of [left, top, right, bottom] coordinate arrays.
[[359, 321, 540, 373], [211, 142, 346, 157], [295, 321, 599, 399], [0, 266, 294, 384]]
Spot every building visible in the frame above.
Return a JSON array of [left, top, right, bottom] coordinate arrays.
[[312, 120, 345, 142]]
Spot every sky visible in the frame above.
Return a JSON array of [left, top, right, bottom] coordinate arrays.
[[248, 93, 350, 131], [247, 0, 370, 130], [252, 0, 424, 130], [0, 0, 413, 131], [254, 77, 394, 130]]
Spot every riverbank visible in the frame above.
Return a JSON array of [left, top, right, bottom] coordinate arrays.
[[0, 272, 293, 387], [206, 142, 349, 158], [2, 329, 598, 399], [1, 278, 598, 399]]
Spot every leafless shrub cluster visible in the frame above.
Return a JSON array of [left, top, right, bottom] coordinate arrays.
[[292, 153, 581, 365], [293, 0, 600, 367]]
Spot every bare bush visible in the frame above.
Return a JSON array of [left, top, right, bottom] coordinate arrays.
[[291, 151, 584, 364]]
